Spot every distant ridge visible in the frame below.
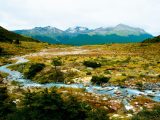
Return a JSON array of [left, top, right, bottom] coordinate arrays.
[[14, 24, 153, 45], [0, 26, 39, 43]]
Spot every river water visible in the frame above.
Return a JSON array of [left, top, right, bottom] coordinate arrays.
[[0, 57, 160, 104]]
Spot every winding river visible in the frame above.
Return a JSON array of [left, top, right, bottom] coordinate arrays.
[[0, 57, 160, 107]]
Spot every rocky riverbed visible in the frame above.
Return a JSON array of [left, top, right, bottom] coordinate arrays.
[[0, 57, 160, 104]]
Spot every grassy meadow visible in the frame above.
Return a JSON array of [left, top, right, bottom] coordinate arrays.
[[9, 43, 160, 86], [0, 41, 70, 65]]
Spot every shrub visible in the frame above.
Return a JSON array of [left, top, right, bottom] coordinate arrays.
[[52, 58, 62, 66], [65, 70, 78, 78], [8, 88, 109, 120], [51, 58, 63, 82], [25, 63, 45, 79], [28, 68, 65, 84], [0, 87, 16, 119], [136, 82, 143, 88], [91, 75, 110, 85], [0, 47, 3, 54], [104, 70, 111, 74], [83, 60, 101, 68], [14, 39, 20, 44], [47, 69, 64, 83], [132, 105, 160, 120], [122, 73, 126, 76], [11, 81, 21, 86], [86, 71, 92, 75]]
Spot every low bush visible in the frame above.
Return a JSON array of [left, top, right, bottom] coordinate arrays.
[[86, 71, 92, 75], [25, 63, 45, 79], [39, 69, 64, 83], [14, 39, 20, 44], [0, 86, 16, 120], [83, 60, 101, 68], [91, 75, 110, 85], [136, 82, 143, 88], [0, 47, 3, 54], [132, 105, 160, 120], [6, 88, 109, 120], [52, 58, 62, 66]]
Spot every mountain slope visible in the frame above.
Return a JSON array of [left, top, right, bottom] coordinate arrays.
[[0, 26, 38, 43], [14, 26, 63, 43], [90, 24, 147, 36], [142, 35, 160, 43], [14, 24, 153, 45], [59, 34, 152, 45]]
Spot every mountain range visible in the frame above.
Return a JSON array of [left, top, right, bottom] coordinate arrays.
[[14, 24, 153, 45]]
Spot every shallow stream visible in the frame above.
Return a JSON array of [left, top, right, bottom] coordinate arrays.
[[0, 57, 159, 105]]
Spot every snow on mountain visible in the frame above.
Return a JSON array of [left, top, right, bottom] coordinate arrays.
[[65, 26, 90, 33]]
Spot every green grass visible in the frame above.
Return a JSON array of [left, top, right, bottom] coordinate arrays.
[[0, 41, 70, 66], [8, 43, 160, 86]]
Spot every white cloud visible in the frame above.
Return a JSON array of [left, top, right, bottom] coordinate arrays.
[[0, 0, 160, 35]]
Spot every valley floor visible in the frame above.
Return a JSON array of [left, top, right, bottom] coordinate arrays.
[[0, 42, 160, 120]]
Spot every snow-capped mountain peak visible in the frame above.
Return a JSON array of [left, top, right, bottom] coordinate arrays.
[[33, 26, 64, 34], [65, 26, 89, 33]]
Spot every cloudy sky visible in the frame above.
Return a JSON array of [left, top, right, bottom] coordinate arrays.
[[0, 0, 160, 35]]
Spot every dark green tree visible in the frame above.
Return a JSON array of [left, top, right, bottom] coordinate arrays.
[[51, 58, 63, 82]]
